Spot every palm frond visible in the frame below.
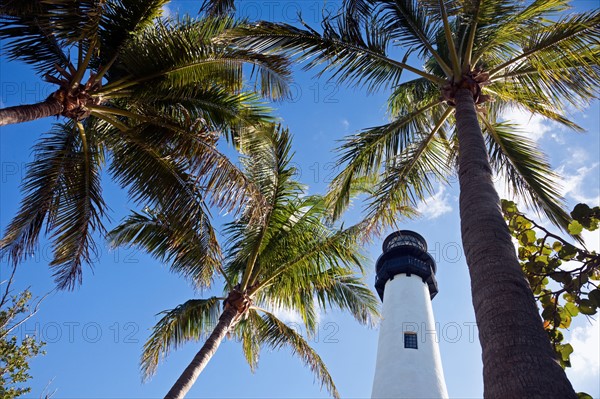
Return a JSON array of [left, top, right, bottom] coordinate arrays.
[[262, 218, 368, 279], [313, 269, 380, 327], [110, 17, 291, 100], [47, 122, 107, 289], [486, 83, 585, 131], [234, 310, 261, 372], [223, 19, 445, 94], [387, 78, 441, 116], [238, 124, 302, 207], [362, 108, 453, 234], [108, 209, 221, 288], [469, 0, 566, 65], [1, 123, 77, 266], [122, 86, 274, 143], [488, 10, 600, 79], [482, 119, 571, 231], [256, 196, 331, 270], [96, 0, 170, 71], [224, 124, 304, 290], [491, 61, 600, 111], [254, 221, 375, 331], [0, 122, 107, 289], [111, 106, 268, 215], [200, 0, 236, 17], [141, 297, 221, 379], [327, 98, 443, 220], [253, 309, 340, 399], [247, 197, 332, 332], [104, 117, 220, 227], [488, 34, 600, 114], [372, 0, 452, 75], [0, 2, 71, 73], [0, 0, 107, 74]]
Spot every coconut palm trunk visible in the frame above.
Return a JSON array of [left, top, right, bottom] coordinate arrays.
[[0, 96, 63, 126], [165, 305, 238, 399], [454, 88, 576, 398]]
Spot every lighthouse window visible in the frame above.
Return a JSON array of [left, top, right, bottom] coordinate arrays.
[[404, 332, 418, 349]]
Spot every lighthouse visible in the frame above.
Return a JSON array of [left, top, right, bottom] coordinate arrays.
[[371, 231, 448, 399]]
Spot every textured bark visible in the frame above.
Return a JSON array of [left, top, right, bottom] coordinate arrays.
[[164, 305, 238, 399], [0, 96, 63, 126], [454, 88, 576, 398]]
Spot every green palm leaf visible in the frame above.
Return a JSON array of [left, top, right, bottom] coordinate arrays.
[[1, 122, 107, 289], [141, 297, 221, 379], [47, 122, 107, 289], [362, 108, 452, 233], [108, 17, 291, 100], [252, 309, 340, 398], [222, 20, 444, 95], [200, 0, 236, 17], [470, 0, 570, 65], [253, 217, 377, 332], [124, 87, 273, 143], [96, 0, 170, 70], [483, 119, 570, 230], [108, 209, 221, 288], [0, 1, 71, 73], [313, 270, 380, 327], [328, 97, 443, 219], [234, 310, 261, 372], [105, 122, 208, 224], [1, 123, 80, 266]]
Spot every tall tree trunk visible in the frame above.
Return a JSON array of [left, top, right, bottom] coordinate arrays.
[[454, 88, 576, 398], [0, 96, 63, 126], [164, 305, 238, 399]]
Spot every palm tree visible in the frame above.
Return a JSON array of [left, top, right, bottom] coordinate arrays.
[[221, 1, 600, 397], [0, 1, 289, 125], [109, 124, 379, 399], [0, 1, 290, 289]]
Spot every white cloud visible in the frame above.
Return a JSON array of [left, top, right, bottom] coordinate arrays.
[[566, 147, 591, 166], [501, 107, 556, 142], [416, 185, 453, 220], [161, 3, 173, 18], [271, 299, 323, 326], [556, 162, 600, 204], [566, 319, 600, 396], [581, 229, 600, 252], [341, 119, 350, 130], [550, 132, 566, 144], [272, 307, 303, 325]]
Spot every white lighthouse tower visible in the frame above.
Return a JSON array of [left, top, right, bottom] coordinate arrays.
[[371, 231, 448, 399]]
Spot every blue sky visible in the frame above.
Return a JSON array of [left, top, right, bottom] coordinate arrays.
[[1, 1, 599, 398]]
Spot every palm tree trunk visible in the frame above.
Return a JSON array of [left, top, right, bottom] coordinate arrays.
[[454, 88, 576, 398], [164, 305, 238, 399], [0, 96, 63, 126]]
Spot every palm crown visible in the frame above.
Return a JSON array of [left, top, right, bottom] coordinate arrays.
[[224, 0, 600, 232], [0, 1, 291, 289], [109, 124, 379, 398]]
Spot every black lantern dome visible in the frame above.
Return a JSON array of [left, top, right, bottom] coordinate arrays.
[[375, 230, 438, 301]]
